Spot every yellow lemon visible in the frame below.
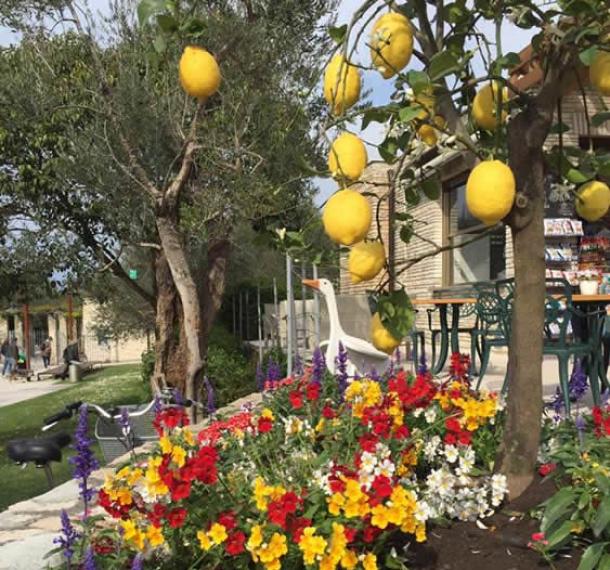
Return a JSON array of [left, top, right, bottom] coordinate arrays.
[[417, 116, 446, 146], [179, 46, 221, 99], [371, 313, 401, 354], [323, 55, 361, 115], [575, 180, 610, 222], [471, 82, 508, 130], [413, 88, 435, 120], [370, 12, 414, 78], [323, 189, 372, 246], [348, 241, 386, 283], [466, 160, 516, 225], [590, 50, 610, 96], [328, 133, 368, 181]]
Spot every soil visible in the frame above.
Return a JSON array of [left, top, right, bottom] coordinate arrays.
[[401, 477, 580, 570]]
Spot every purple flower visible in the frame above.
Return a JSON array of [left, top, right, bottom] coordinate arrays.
[[69, 405, 99, 515], [312, 347, 325, 385], [172, 388, 185, 406], [568, 360, 588, 402], [132, 553, 144, 570], [602, 389, 610, 407], [417, 353, 428, 375], [153, 395, 163, 414], [267, 358, 282, 383], [54, 510, 80, 565], [203, 376, 216, 415], [83, 546, 96, 570], [336, 342, 348, 399], [119, 407, 131, 437], [255, 362, 264, 392], [369, 366, 380, 381], [395, 347, 401, 366]]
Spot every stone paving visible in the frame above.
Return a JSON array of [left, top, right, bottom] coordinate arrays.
[[0, 377, 70, 409], [0, 392, 262, 569]]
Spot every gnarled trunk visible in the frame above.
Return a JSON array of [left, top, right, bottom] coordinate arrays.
[[497, 107, 551, 498], [156, 215, 204, 403]]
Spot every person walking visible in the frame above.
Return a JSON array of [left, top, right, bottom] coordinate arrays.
[[41, 337, 53, 368], [1, 339, 9, 376], [6, 338, 18, 380]]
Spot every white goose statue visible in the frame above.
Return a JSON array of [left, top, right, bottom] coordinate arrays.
[[303, 278, 391, 377]]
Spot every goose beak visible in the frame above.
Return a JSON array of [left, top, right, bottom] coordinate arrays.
[[302, 279, 320, 290]]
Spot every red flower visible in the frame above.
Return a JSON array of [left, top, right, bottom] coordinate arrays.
[[218, 511, 237, 531], [288, 517, 312, 544], [268, 492, 301, 529], [306, 383, 321, 401], [344, 527, 357, 543], [258, 417, 273, 433], [362, 524, 381, 543], [358, 433, 379, 453], [225, 531, 246, 555], [444, 433, 457, 445], [167, 508, 187, 528], [393, 425, 410, 439], [538, 463, 557, 477], [153, 408, 190, 435], [445, 417, 461, 432], [457, 430, 472, 446], [92, 536, 116, 555], [322, 405, 336, 419], [371, 475, 393, 500], [289, 390, 304, 409], [170, 480, 191, 501]]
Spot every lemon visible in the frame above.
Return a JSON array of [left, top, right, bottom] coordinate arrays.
[[417, 116, 446, 146], [179, 46, 221, 99], [328, 133, 368, 181], [590, 51, 610, 96], [466, 160, 516, 225], [575, 180, 610, 222], [323, 55, 361, 115], [323, 189, 372, 246], [371, 313, 402, 354], [348, 241, 386, 283], [413, 88, 435, 120], [471, 82, 508, 130], [370, 12, 414, 78]]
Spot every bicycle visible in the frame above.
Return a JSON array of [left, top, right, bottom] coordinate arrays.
[[6, 389, 205, 490]]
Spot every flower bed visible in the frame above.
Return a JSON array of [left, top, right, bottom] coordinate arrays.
[[56, 353, 507, 569]]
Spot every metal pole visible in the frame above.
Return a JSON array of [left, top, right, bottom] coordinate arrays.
[[273, 278, 279, 348], [286, 255, 293, 376], [257, 286, 263, 362], [23, 303, 31, 370], [313, 264, 321, 346], [300, 261, 307, 351], [67, 292, 74, 342]]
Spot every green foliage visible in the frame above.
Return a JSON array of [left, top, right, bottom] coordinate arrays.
[[374, 289, 416, 339], [141, 348, 156, 384]]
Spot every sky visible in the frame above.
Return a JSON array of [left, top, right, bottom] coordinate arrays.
[[0, 1, 534, 204]]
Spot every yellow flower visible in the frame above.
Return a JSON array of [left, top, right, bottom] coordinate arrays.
[[341, 550, 358, 569], [247, 524, 264, 550], [127, 468, 143, 486], [116, 466, 131, 480], [328, 493, 345, 516], [146, 525, 165, 547], [315, 418, 326, 433], [415, 523, 427, 542], [261, 408, 275, 420], [182, 427, 195, 446], [362, 552, 378, 570], [371, 505, 390, 529], [159, 435, 173, 455], [386, 504, 405, 526], [121, 519, 138, 541], [116, 487, 133, 506], [171, 445, 187, 467], [299, 527, 327, 565], [257, 532, 288, 565], [197, 530, 213, 551], [208, 523, 228, 545]]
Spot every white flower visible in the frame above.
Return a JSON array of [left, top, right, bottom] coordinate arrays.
[[490, 474, 508, 507], [458, 452, 474, 474], [427, 468, 455, 498], [414, 500, 432, 522], [412, 407, 424, 418], [360, 452, 377, 474], [424, 407, 437, 424], [375, 459, 396, 478], [423, 436, 441, 461], [443, 444, 459, 464]]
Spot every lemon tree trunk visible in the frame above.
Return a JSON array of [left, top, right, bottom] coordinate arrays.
[[497, 107, 550, 498]]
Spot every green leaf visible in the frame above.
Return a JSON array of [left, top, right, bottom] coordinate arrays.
[[398, 105, 422, 123], [578, 542, 608, 570], [153, 34, 167, 54], [406, 70, 430, 94], [394, 212, 412, 222], [541, 487, 576, 532], [593, 497, 610, 537], [328, 25, 348, 45], [494, 52, 522, 69], [599, 161, 610, 179], [428, 51, 461, 80], [137, 0, 166, 25], [404, 185, 421, 206], [156, 14, 178, 32], [379, 138, 399, 163], [565, 168, 590, 184], [421, 176, 441, 200], [599, 553, 610, 570], [549, 122, 571, 134], [361, 106, 393, 130], [592, 112, 610, 128], [579, 46, 598, 66], [545, 520, 574, 549], [399, 223, 414, 243], [377, 289, 415, 339]]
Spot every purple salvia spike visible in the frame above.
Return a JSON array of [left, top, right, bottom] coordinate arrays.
[[312, 347, 325, 385], [255, 362, 264, 392], [204, 376, 216, 415], [294, 353, 303, 377], [83, 546, 96, 570], [54, 510, 80, 565], [69, 405, 99, 516], [369, 366, 379, 381], [336, 342, 348, 399], [131, 553, 144, 570]]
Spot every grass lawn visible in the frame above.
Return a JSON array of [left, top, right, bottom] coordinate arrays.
[[0, 364, 150, 512]]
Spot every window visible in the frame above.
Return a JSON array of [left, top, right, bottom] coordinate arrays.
[[578, 136, 610, 151], [442, 177, 507, 285]]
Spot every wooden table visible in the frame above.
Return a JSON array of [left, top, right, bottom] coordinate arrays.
[[412, 294, 610, 380]]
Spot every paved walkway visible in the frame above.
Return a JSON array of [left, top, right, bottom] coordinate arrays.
[[0, 377, 70, 408]]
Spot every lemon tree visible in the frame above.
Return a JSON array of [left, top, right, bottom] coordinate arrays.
[[317, 0, 610, 502]]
